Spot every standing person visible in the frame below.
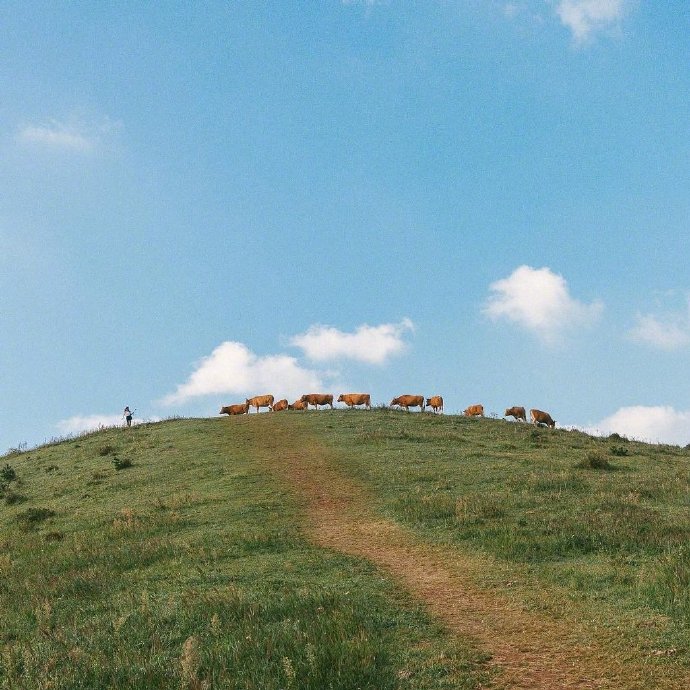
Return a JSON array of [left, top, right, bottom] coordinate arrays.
[[123, 406, 133, 428]]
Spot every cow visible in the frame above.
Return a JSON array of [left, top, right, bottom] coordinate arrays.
[[220, 402, 249, 416], [463, 404, 484, 417], [390, 395, 425, 411], [245, 394, 274, 413], [337, 393, 371, 409], [426, 396, 443, 413], [288, 399, 308, 410], [272, 399, 288, 412], [504, 406, 527, 422], [300, 393, 334, 410], [530, 409, 556, 428]]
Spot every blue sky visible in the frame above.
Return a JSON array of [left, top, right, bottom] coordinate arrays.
[[1, 1, 689, 448]]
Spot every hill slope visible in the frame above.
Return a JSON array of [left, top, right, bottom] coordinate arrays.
[[1, 411, 689, 688]]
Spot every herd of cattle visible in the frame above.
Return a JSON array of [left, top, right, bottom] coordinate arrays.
[[220, 394, 557, 428]]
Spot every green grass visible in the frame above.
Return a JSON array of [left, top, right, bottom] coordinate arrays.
[[2, 410, 689, 687], [289, 409, 690, 667], [0, 418, 488, 690]]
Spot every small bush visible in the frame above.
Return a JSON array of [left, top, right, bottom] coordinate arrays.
[[98, 444, 115, 457], [15, 507, 56, 529], [577, 451, 613, 471], [610, 445, 629, 457], [0, 464, 16, 482], [112, 456, 133, 471]]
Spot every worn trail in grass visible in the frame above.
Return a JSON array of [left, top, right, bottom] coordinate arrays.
[[247, 413, 688, 690]]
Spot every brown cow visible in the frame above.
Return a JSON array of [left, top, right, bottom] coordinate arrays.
[[288, 399, 308, 410], [272, 399, 288, 412], [246, 394, 274, 413], [300, 393, 334, 410], [390, 395, 425, 411], [505, 406, 527, 422], [220, 402, 248, 416], [337, 393, 371, 409], [463, 404, 484, 417], [530, 409, 556, 428], [426, 396, 443, 413]]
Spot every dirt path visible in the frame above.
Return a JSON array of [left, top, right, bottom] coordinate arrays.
[[249, 418, 684, 689]]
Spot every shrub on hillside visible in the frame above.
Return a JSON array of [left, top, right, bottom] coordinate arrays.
[[610, 445, 629, 457], [112, 456, 133, 471], [98, 444, 115, 456], [0, 464, 16, 482]]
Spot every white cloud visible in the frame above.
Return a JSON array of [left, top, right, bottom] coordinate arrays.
[[628, 300, 690, 351], [483, 265, 603, 345], [17, 117, 122, 153], [556, 0, 630, 44], [55, 413, 158, 436], [289, 318, 414, 364], [162, 341, 326, 406], [587, 406, 690, 445], [19, 124, 94, 152]]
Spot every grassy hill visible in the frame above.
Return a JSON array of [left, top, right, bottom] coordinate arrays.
[[1, 410, 689, 688]]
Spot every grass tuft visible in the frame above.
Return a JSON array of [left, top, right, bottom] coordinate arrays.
[[644, 546, 690, 620], [455, 495, 505, 523], [4, 489, 28, 505], [45, 530, 65, 541], [577, 451, 614, 471], [15, 507, 56, 529]]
